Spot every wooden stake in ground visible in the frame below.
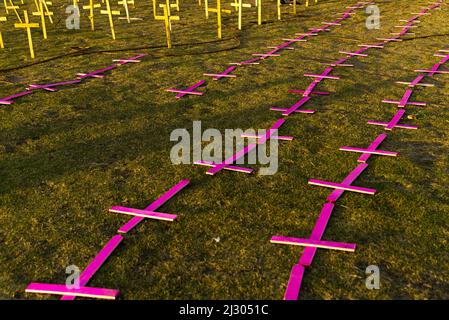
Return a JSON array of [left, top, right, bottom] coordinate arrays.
[[32, 0, 51, 39], [204, 0, 209, 19], [155, 3, 179, 48], [100, 0, 120, 40], [230, 0, 251, 30], [14, 10, 39, 59], [0, 16, 6, 49], [256, 0, 262, 25], [208, 0, 231, 38], [83, 0, 101, 31]]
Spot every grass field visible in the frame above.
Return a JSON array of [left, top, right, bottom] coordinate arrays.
[[1, 0, 449, 300]]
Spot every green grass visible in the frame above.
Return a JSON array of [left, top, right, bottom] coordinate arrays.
[[1, 0, 449, 300]]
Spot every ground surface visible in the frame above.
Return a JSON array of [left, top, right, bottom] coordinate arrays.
[[1, 0, 449, 299]]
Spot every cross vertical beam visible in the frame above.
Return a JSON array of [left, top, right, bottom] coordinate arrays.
[[14, 10, 39, 59]]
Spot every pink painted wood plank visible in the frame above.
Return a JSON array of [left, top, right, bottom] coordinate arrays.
[[114, 54, 147, 65], [357, 133, 388, 163], [288, 89, 330, 96], [206, 143, 258, 175], [27, 283, 119, 300], [339, 146, 397, 157], [410, 75, 426, 87], [284, 264, 305, 300], [0, 90, 34, 105], [271, 236, 356, 252], [283, 203, 335, 300], [205, 119, 285, 175], [271, 107, 315, 114], [308, 179, 377, 195], [339, 134, 397, 162], [60, 234, 123, 300], [194, 160, 253, 174], [27, 80, 82, 91], [339, 51, 368, 57], [304, 73, 340, 80], [77, 65, 117, 79], [398, 88, 413, 107], [367, 120, 418, 130], [386, 109, 407, 130], [166, 80, 206, 99], [109, 206, 177, 221], [299, 203, 335, 266], [326, 163, 370, 202], [382, 99, 426, 107], [204, 66, 237, 80], [282, 96, 312, 116], [118, 179, 190, 234]]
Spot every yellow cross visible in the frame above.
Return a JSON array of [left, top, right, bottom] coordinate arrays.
[[230, 0, 251, 30], [32, 0, 52, 39], [155, 3, 179, 48], [4, 0, 23, 23], [118, 0, 132, 23], [41, 0, 54, 24], [152, 0, 178, 20], [82, 0, 101, 31], [171, 0, 180, 12], [0, 16, 6, 49], [14, 10, 40, 59], [100, 0, 120, 40], [207, 0, 231, 39]]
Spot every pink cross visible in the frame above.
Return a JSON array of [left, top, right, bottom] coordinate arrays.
[[25, 235, 123, 300], [339, 133, 398, 163], [26, 80, 81, 92], [113, 53, 147, 65], [0, 90, 34, 105], [368, 109, 418, 131], [195, 119, 288, 175], [339, 50, 368, 57], [415, 68, 449, 75], [395, 75, 433, 87], [270, 96, 315, 116], [117, 179, 189, 234], [271, 236, 356, 252], [109, 206, 177, 221], [382, 88, 426, 107], [288, 89, 330, 96], [76, 65, 117, 79], [304, 72, 340, 80], [309, 163, 377, 202], [283, 203, 335, 300], [203, 66, 237, 80], [166, 80, 206, 99]]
